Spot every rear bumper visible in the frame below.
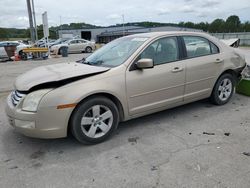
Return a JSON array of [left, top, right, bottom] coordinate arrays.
[[234, 66, 246, 77]]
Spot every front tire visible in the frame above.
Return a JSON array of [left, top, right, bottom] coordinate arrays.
[[70, 97, 119, 144], [210, 73, 235, 105]]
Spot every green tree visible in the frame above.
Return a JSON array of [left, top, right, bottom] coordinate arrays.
[[242, 21, 250, 32], [225, 15, 241, 32], [196, 22, 209, 31], [209, 19, 225, 33], [0, 28, 8, 39], [184, 22, 195, 28]]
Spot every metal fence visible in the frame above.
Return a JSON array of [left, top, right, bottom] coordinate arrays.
[[211, 32, 250, 46]]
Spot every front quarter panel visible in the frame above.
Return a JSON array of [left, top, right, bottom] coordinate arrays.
[[38, 67, 128, 133]]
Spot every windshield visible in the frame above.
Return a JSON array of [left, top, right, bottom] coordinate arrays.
[[83, 36, 149, 67]]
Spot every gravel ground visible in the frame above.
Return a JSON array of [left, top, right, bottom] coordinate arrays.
[[0, 93, 250, 188], [0, 49, 250, 188]]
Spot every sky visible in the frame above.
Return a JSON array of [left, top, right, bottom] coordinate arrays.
[[0, 0, 250, 28]]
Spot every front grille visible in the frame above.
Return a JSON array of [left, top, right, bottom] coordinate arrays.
[[11, 90, 26, 106]]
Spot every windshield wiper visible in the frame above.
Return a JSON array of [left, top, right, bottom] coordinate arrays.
[[94, 60, 104, 65], [76, 57, 104, 66], [76, 57, 86, 64], [76, 58, 92, 65]]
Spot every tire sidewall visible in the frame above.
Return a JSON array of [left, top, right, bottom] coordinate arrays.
[[70, 97, 119, 144], [85, 47, 92, 53], [211, 73, 235, 105]]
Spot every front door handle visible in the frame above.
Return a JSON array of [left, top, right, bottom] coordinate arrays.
[[171, 67, 183, 73]]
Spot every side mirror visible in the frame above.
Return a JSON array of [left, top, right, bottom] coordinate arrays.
[[136, 58, 154, 69]]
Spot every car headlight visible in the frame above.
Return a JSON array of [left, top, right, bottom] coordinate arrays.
[[22, 89, 52, 112]]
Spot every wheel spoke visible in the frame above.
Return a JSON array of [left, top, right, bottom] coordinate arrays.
[[98, 122, 109, 133], [223, 93, 228, 99], [219, 92, 224, 99], [87, 125, 97, 138], [100, 110, 112, 121], [218, 86, 223, 91], [222, 79, 228, 86], [81, 117, 93, 125], [225, 91, 230, 98], [225, 83, 232, 91], [92, 105, 100, 117]]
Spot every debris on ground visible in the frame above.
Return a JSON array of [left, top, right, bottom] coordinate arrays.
[[4, 159, 12, 163], [9, 166, 18, 170], [243, 152, 250, 156], [128, 137, 139, 144], [224, 133, 230, 136], [151, 166, 158, 171], [30, 150, 45, 159], [203, 132, 215, 135], [58, 151, 64, 154]]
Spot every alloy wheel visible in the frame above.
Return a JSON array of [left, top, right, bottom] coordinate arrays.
[[80, 105, 113, 138], [218, 78, 233, 101]]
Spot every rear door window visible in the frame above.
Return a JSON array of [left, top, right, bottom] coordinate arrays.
[[210, 42, 220, 54], [183, 36, 211, 58]]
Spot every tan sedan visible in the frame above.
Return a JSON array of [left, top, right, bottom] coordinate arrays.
[[5, 32, 246, 144]]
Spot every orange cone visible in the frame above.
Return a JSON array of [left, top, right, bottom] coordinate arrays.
[[14, 51, 20, 61]]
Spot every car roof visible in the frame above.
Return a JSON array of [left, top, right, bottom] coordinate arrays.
[[127, 31, 210, 39]]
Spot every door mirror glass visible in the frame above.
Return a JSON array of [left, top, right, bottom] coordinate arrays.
[[136, 58, 154, 69]]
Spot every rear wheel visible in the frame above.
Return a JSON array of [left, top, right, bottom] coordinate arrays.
[[85, 46, 92, 53], [210, 73, 235, 105], [70, 97, 119, 144]]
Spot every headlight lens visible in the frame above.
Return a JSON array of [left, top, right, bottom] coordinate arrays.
[[22, 89, 52, 112]]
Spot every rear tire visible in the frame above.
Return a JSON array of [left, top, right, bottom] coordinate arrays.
[[58, 48, 62, 55], [210, 73, 235, 105], [70, 97, 119, 144], [85, 46, 92, 53]]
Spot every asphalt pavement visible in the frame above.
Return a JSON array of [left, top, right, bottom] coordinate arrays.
[[0, 50, 250, 188]]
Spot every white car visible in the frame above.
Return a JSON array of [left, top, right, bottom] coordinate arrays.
[[16, 42, 31, 55], [50, 39, 95, 54], [0, 41, 31, 59]]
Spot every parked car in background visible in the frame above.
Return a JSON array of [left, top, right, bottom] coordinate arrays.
[[50, 39, 96, 54], [49, 38, 69, 47], [35, 38, 56, 47], [0, 41, 30, 60], [5, 32, 246, 144], [15, 42, 31, 55]]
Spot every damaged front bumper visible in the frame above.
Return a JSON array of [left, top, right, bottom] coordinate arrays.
[[5, 93, 70, 139]]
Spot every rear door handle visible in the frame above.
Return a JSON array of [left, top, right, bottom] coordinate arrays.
[[215, 58, 223, 63], [171, 67, 184, 73]]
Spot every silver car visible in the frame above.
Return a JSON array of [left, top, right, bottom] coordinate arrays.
[[50, 39, 96, 54], [5, 32, 246, 144]]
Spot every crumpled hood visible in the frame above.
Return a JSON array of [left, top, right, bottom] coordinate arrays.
[[15, 62, 110, 91]]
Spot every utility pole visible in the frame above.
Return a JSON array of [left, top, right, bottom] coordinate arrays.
[[26, 0, 35, 43], [122, 14, 125, 36], [59, 16, 62, 38], [31, 0, 38, 41]]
